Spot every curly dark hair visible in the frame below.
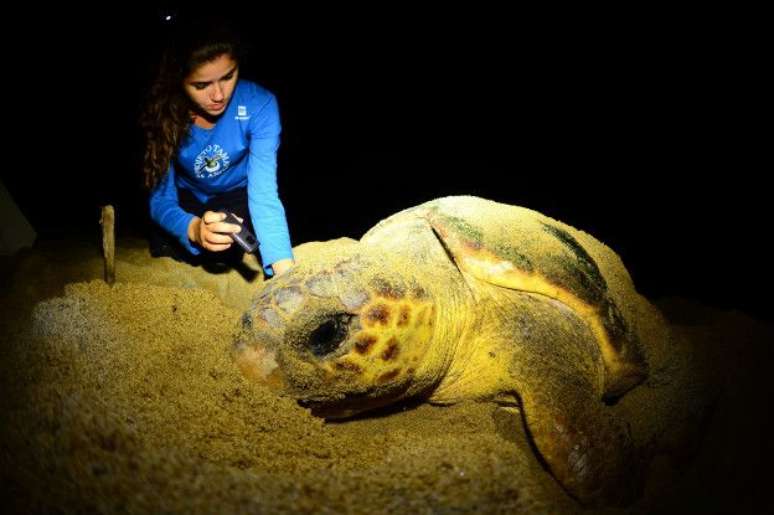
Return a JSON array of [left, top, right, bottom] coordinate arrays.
[[140, 17, 245, 190]]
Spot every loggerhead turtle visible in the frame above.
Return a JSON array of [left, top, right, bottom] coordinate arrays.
[[233, 196, 665, 504]]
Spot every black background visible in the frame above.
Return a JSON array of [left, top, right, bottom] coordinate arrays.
[[4, 6, 767, 319]]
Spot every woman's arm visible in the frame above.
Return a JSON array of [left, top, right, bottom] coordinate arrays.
[[246, 92, 295, 276], [149, 162, 201, 255]]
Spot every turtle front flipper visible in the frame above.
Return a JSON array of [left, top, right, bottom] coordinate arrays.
[[484, 287, 643, 505], [516, 380, 640, 505]]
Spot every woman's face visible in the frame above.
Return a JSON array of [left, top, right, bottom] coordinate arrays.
[[183, 53, 239, 118]]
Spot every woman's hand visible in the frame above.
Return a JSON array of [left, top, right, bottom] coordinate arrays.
[[271, 258, 294, 276], [187, 211, 241, 251]]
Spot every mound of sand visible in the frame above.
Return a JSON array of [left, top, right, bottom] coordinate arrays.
[[1, 239, 771, 513]]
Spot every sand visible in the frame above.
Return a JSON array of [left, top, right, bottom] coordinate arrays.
[[1, 238, 771, 513]]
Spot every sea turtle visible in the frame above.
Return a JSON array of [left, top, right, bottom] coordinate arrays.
[[233, 196, 665, 504]]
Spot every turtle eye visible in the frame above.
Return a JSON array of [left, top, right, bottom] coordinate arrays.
[[308, 313, 352, 357]]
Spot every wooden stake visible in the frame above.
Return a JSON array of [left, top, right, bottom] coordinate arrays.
[[100, 205, 115, 285]]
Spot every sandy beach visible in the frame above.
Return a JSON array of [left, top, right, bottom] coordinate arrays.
[[1, 238, 771, 513]]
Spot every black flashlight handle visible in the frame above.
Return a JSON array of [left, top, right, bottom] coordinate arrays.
[[221, 211, 259, 254]]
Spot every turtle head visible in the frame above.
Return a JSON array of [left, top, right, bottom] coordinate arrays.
[[233, 243, 438, 419]]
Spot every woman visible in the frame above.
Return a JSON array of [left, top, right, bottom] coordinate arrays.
[[141, 18, 294, 277]]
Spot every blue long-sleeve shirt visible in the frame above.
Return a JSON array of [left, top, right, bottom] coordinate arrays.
[[149, 80, 293, 276]]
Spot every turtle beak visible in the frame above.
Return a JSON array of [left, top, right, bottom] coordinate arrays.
[[233, 342, 288, 392]]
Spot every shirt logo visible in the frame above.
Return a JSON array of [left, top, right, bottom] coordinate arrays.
[[194, 144, 231, 178], [235, 105, 250, 121]]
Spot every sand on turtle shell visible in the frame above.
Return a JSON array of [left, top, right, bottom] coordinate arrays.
[[0, 238, 771, 513]]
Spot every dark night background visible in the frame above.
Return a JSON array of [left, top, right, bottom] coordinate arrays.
[[4, 6, 767, 320]]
